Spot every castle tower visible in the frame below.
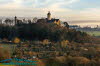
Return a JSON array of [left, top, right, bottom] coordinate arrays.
[[47, 11, 51, 20], [15, 16, 17, 25]]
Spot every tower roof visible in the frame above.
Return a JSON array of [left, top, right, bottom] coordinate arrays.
[[47, 11, 51, 15], [15, 16, 17, 18]]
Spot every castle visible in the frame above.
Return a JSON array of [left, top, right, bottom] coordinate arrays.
[[14, 11, 61, 26], [37, 11, 61, 26], [46, 11, 61, 26], [0, 12, 61, 26]]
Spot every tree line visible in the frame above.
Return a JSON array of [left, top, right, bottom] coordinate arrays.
[[0, 22, 91, 43]]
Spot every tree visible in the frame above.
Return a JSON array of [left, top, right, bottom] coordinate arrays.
[[28, 19, 32, 24], [0, 48, 11, 61], [66, 56, 90, 66], [13, 37, 20, 44], [33, 17, 38, 23], [42, 39, 50, 45], [64, 22, 69, 28], [46, 59, 62, 66], [60, 40, 69, 48], [4, 18, 13, 25]]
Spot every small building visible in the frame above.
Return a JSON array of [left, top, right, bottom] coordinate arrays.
[[69, 25, 79, 29]]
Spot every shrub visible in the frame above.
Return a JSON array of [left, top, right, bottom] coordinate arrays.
[[13, 37, 20, 44], [60, 40, 69, 48]]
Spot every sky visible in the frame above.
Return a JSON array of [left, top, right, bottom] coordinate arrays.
[[0, 0, 100, 22]]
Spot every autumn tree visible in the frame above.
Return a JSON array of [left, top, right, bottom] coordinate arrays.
[[13, 37, 20, 44]]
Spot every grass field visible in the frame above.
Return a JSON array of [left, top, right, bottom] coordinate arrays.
[[86, 31, 100, 36], [0, 44, 17, 66], [0, 64, 15, 66], [0, 44, 17, 54]]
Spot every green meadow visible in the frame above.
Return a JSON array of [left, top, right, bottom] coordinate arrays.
[[86, 31, 100, 36]]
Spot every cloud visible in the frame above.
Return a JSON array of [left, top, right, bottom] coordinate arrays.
[[0, 0, 78, 17], [0, 0, 79, 9], [0, 0, 13, 4], [0, 0, 100, 22], [33, 0, 79, 8]]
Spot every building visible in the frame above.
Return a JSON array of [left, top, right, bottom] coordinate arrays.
[[69, 25, 80, 29], [47, 11, 51, 20], [15, 16, 17, 25], [46, 11, 61, 26], [37, 11, 61, 26]]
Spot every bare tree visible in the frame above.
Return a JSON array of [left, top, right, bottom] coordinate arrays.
[[4, 18, 13, 25], [0, 19, 2, 24], [33, 17, 38, 23]]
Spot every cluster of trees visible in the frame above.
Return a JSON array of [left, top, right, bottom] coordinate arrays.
[[0, 22, 91, 43], [45, 56, 100, 66]]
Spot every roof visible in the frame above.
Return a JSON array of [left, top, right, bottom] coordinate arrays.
[[47, 11, 51, 15], [47, 19, 60, 23]]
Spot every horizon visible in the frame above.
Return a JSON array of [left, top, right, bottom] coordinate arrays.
[[0, 1, 100, 65], [0, 16, 100, 27], [0, 0, 100, 27], [0, 0, 100, 20]]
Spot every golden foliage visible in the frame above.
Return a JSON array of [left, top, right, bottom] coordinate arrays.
[[67, 56, 90, 64], [29, 51, 33, 56], [61, 40, 69, 48], [56, 56, 66, 63], [42, 39, 50, 45], [73, 57, 90, 64], [35, 59, 45, 66], [13, 37, 20, 44], [0, 48, 11, 60]]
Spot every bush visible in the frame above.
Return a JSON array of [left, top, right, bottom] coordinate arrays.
[[60, 40, 69, 48], [0, 48, 11, 61], [13, 37, 20, 44]]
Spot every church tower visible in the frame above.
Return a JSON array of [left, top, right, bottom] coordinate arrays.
[[47, 11, 51, 20]]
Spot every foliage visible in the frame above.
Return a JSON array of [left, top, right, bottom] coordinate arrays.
[[60, 40, 69, 48], [0, 23, 91, 43], [45, 59, 62, 66], [42, 39, 50, 45], [13, 37, 20, 44], [0, 48, 11, 61]]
